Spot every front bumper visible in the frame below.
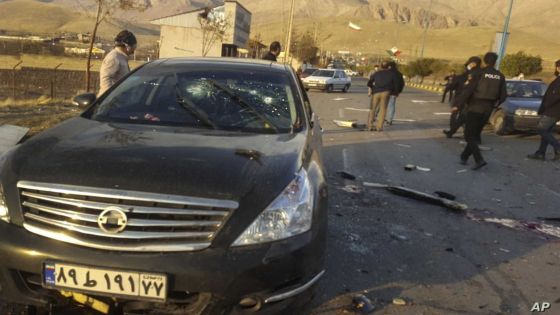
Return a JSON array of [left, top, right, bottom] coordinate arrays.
[[303, 82, 327, 90], [513, 115, 540, 131], [0, 221, 326, 314]]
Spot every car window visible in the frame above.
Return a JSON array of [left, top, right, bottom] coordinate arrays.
[[89, 68, 302, 134], [506, 82, 547, 98], [303, 68, 317, 75], [314, 70, 335, 78]]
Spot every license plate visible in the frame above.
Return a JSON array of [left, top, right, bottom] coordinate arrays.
[[43, 262, 167, 301], [308, 83, 317, 86]]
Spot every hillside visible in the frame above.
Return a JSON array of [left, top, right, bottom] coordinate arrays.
[[1, 0, 559, 65]]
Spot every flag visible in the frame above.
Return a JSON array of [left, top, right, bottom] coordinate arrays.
[[348, 22, 362, 31], [386, 46, 402, 56]]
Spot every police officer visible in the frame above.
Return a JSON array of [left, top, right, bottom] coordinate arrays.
[[444, 57, 482, 138], [453, 52, 506, 170]]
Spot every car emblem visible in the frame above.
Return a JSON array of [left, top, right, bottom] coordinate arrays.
[[97, 206, 128, 234]]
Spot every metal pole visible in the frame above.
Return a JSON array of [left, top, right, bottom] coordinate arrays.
[[420, 0, 433, 59], [497, 0, 514, 70], [12, 61, 23, 100], [285, 0, 296, 64], [52, 63, 62, 99]]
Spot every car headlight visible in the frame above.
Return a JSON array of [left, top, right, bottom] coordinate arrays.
[[232, 169, 314, 246], [514, 109, 538, 116], [0, 185, 9, 223]]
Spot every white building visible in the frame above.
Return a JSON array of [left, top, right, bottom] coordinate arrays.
[[151, 1, 251, 58]]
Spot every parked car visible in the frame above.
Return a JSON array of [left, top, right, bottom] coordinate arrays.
[[301, 69, 352, 93], [0, 58, 328, 314], [490, 79, 550, 135]]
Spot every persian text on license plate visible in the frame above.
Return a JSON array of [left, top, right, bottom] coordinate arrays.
[[43, 262, 167, 301]]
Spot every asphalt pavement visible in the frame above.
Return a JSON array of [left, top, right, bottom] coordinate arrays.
[[310, 78, 560, 315]]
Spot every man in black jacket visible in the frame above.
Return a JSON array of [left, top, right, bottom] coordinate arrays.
[[527, 59, 560, 161], [367, 62, 397, 131], [262, 41, 281, 62], [443, 57, 481, 138], [454, 52, 506, 170], [441, 70, 456, 103], [386, 61, 405, 125]]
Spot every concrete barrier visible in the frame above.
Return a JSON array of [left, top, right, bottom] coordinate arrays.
[[406, 82, 443, 93]]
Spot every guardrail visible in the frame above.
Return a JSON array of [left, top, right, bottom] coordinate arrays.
[[406, 83, 444, 93]]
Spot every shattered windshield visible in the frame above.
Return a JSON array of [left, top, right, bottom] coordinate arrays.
[[506, 82, 547, 98], [89, 68, 301, 133]]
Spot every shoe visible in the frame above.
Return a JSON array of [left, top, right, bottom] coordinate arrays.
[[460, 158, 468, 165], [443, 130, 452, 138], [527, 153, 545, 161], [472, 161, 487, 170]]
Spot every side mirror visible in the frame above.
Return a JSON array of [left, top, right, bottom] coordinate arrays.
[[72, 93, 97, 107]]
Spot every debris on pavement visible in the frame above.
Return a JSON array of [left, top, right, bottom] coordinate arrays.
[[457, 169, 468, 173], [434, 191, 457, 200], [363, 182, 468, 211], [395, 143, 412, 148], [351, 294, 375, 314], [337, 171, 356, 180], [392, 298, 407, 306], [481, 218, 560, 239], [341, 185, 362, 194], [445, 247, 454, 252], [332, 120, 366, 129], [499, 248, 510, 253], [404, 164, 431, 172]]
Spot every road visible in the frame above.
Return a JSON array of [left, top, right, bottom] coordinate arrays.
[[310, 78, 560, 315]]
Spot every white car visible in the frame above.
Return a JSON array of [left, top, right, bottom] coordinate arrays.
[[302, 69, 352, 93]]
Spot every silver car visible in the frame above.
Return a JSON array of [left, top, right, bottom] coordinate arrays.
[[302, 69, 351, 93]]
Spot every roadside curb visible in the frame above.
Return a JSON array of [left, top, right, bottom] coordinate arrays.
[[406, 83, 444, 94]]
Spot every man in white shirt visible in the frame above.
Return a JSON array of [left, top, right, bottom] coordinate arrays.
[[98, 30, 137, 95]]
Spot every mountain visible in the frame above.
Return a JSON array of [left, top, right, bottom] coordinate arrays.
[[1, 0, 559, 64]]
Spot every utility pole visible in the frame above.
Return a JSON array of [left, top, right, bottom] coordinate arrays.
[[285, 0, 296, 64], [497, 0, 514, 70], [419, 0, 433, 59]]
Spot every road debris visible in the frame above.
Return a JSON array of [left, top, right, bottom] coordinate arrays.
[[445, 247, 454, 252], [337, 171, 356, 180], [395, 143, 412, 148], [341, 185, 361, 194], [344, 107, 370, 112], [433, 112, 452, 115], [332, 119, 366, 129], [499, 248, 510, 253], [457, 169, 468, 173], [392, 298, 407, 306], [363, 182, 468, 211], [351, 294, 375, 313], [404, 164, 431, 172], [434, 191, 456, 200], [482, 218, 560, 239]]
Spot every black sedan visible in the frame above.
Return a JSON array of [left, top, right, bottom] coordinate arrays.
[[490, 79, 550, 135], [0, 58, 327, 314]]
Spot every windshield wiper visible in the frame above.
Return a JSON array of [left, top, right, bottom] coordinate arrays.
[[174, 80, 216, 129], [206, 79, 279, 133]]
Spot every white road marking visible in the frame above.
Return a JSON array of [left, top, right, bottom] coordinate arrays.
[[434, 112, 451, 116], [338, 108, 345, 118], [412, 100, 440, 104], [395, 143, 412, 148], [344, 107, 370, 112], [539, 184, 560, 199], [393, 118, 417, 122], [333, 97, 351, 101]]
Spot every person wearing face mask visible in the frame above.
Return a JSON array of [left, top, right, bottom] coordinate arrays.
[[527, 59, 560, 161], [99, 30, 137, 95], [443, 56, 481, 138]]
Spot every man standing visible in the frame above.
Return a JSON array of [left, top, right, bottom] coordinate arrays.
[[99, 30, 137, 95], [454, 52, 506, 170], [444, 57, 481, 138], [262, 41, 282, 62], [441, 70, 456, 103], [367, 62, 396, 131], [386, 61, 405, 125], [527, 60, 560, 161]]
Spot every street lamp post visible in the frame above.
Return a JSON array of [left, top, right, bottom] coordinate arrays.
[[497, 0, 514, 70], [419, 0, 433, 59], [285, 0, 296, 64]]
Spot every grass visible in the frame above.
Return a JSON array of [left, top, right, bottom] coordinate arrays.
[[0, 54, 146, 71]]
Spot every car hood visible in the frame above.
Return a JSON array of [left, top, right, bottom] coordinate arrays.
[[502, 98, 542, 112], [4, 118, 306, 204]]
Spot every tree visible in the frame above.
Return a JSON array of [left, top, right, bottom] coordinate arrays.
[[85, 0, 151, 92], [408, 58, 437, 83], [198, 7, 232, 57], [500, 51, 543, 77], [292, 31, 319, 65]]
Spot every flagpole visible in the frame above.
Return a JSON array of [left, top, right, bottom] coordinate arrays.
[[285, 0, 296, 64], [419, 0, 433, 58]]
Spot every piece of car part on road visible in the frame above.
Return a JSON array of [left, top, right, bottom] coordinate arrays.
[[60, 291, 110, 314], [392, 298, 407, 306], [333, 119, 356, 128], [434, 191, 457, 201], [404, 164, 431, 172], [352, 294, 375, 313], [337, 171, 356, 180], [341, 185, 361, 194], [363, 182, 468, 211]]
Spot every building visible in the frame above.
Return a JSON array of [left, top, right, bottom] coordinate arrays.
[[151, 1, 251, 58]]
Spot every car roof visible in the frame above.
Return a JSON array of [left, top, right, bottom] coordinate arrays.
[[145, 57, 292, 72]]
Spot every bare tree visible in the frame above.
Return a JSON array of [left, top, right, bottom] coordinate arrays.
[[197, 7, 232, 57], [85, 0, 151, 92]]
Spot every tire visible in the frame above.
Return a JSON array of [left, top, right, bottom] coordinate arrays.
[[342, 84, 350, 93], [325, 84, 333, 93], [492, 111, 509, 135]]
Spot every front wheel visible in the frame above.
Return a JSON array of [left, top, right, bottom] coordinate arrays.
[[492, 111, 509, 135], [342, 84, 350, 93]]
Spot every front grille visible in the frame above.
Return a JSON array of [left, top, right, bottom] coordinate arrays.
[[18, 181, 238, 252]]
